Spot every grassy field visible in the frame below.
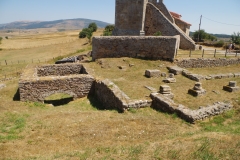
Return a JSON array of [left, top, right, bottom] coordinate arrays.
[[0, 30, 240, 159]]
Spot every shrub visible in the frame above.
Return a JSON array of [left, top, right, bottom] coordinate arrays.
[[79, 28, 92, 38], [102, 25, 115, 36], [231, 32, 240, 44], [154, 31, 162, 36], [214, 40, 224, 47], [88, 23, 97, 32], [5, 36, 8, 39]]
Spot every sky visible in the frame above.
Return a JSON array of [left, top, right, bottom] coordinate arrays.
[[0, 0, 239, 35]]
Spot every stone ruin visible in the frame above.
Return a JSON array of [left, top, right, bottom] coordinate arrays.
[[17, 0, 239, 123], [92, 0, 197, 61], [223, 81, 240, 92], [188, 82, 206, 97], [163, 73, 176, 83], [159, 85, 174, 99]]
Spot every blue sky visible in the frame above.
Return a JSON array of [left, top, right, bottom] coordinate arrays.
[[0, 0, 239, 34]]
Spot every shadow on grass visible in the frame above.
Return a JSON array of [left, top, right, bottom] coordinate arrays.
[[88, 95, 123, 113], [44, 97, 74, 107], [13, 88, 20, 101]]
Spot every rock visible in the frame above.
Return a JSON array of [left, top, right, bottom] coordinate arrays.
[[167, 66, 184, 75], [145, 69, 161, 78], [0, 84, 6, 90]]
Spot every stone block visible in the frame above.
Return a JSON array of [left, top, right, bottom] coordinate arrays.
[[223, 86, 240, 92], [223, 81, 240, 92], [163, 78, 176, 83], [234, 73, 240, 77], [167, 66, 183, 75], [188, 89, 206, 97], [145, 69, 161, 78]]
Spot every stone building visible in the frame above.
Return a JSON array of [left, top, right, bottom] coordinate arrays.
[[113, 0, 195, 50]]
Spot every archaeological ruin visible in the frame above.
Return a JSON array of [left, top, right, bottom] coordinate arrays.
[[92, 0, 196, 61], [18, 0, 240, 123]]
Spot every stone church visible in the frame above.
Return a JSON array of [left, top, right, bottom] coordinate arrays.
[[113, 0, 195, 49]]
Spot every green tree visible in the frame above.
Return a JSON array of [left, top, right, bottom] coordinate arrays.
[[103, 25, 115, 36], [231, 32, 240, 44], [79, 28, 91, 38], [192, 29, 216, 42], [88, 23, 97, 32]]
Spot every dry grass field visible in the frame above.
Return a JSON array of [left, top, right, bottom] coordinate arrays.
[[0, 30, 240, 160]]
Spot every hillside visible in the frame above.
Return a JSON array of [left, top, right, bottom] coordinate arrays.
[[0, 18, 110, 30]]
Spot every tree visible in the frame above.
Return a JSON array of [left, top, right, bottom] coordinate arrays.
[[103, 25, 115, 36], [79, 28, 91, 38], [192, 29, 217, 42], [88, 23, 97, 32], [231, 32, 240, 44]]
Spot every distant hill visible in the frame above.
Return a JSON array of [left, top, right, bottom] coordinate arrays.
[[0, 18, 110, 30], [190, 31, 231, 38]]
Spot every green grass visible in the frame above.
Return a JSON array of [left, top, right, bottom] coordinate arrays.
[[0, 112, 27, 142]]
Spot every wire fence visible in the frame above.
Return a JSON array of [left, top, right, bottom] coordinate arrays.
[[0, 57, 60, 66], [176, 49, 240, 58]]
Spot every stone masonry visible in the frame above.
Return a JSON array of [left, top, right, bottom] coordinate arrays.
[[19, 64, 94, 102], [113, 0, 196, 50], [92, 36, 179, 61], [145, 2, 196, 50]]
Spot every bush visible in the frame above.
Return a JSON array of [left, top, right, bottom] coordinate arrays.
[[214, 40, 224, 47], [88, 23, 97, 32], [79, 28, 91, 38], [231, 32, 240, 45], [102, 25, 115, 36], [154, 31, 162, 36]]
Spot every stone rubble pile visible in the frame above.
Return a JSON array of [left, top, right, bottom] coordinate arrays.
[[176, 58, 240, 68]]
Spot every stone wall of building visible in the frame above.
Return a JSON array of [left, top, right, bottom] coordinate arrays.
[[19, 64, 94, 102], [92, 36, 179, 61], [37, 64, 84, 76], [94, 79, 151, 112], [148, 0, 174, 23], [145, 3, 196, 50], [176, 58, 240, 68], [113, 0, 147, 36]]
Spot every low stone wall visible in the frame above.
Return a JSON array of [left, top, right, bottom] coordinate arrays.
[[176, 58, 240, 68], [19, 64, 94, 102], [94, 79, 151, 112], [92, 36, 179, 61], [150, 93, 233, 123], [37, 64, 84, 76]]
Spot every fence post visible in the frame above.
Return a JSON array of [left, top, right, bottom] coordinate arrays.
[[225, 51, 227, 57], [236, 50, 238, 57], [202, 49, 204, 58], [214, 49, 216, 58], [189, 49, 192, 57], [5, 60, 7, 65], [5, 74, 6, 79]]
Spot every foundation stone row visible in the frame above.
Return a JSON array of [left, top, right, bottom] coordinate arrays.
[[176, 58, 240, 68], [150, 93, 233, 123]]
